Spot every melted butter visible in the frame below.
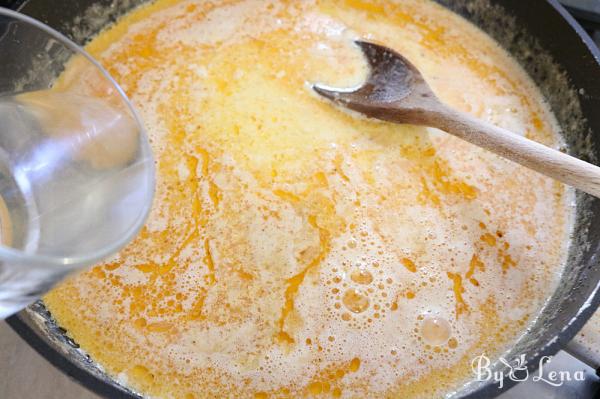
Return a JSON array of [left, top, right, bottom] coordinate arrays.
[[43, 0, 573, 398], [0, 194, 12, 246]]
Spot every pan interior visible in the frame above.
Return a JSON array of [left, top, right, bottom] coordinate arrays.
[[8, 1, 600, 398]]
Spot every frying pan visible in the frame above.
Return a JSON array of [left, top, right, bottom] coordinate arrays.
[[3, 0, 600, 398]]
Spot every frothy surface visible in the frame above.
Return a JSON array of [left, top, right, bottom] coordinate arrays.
[[44, 0, 573, 398]]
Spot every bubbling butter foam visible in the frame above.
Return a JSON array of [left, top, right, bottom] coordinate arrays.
[[44, 0, 574, 398]]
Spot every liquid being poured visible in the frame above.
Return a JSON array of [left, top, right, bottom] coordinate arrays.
[[17, 90, 139, 170], [0, 87, 139, 249], [0, 86, 145, 317]]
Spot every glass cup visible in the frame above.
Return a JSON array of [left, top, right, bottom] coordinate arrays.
[[0, 8, 155, 318]]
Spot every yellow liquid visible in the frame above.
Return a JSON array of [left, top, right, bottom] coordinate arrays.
[[45, 0, 573, 398]]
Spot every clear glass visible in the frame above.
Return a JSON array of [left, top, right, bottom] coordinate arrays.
[[0, 9, 155, 318]]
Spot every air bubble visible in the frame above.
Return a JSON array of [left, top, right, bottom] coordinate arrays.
[[420, 316, 452, 346], [350, 268, 373, 284]]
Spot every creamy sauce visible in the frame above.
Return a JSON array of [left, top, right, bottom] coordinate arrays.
[[44, 0, 574, 398]]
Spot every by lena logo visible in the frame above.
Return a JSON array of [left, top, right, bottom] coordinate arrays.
[[471, 354, 585, 389]]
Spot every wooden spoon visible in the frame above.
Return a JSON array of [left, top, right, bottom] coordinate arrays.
[[313, 40, 600, 198]]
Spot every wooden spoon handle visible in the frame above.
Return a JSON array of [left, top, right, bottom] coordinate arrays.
[[431, 106, 600, 198]]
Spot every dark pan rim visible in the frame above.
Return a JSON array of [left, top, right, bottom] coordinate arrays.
[[7, 0, 600, 398], [465, 2, 600, 396], [6, 314, 139, 399]]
